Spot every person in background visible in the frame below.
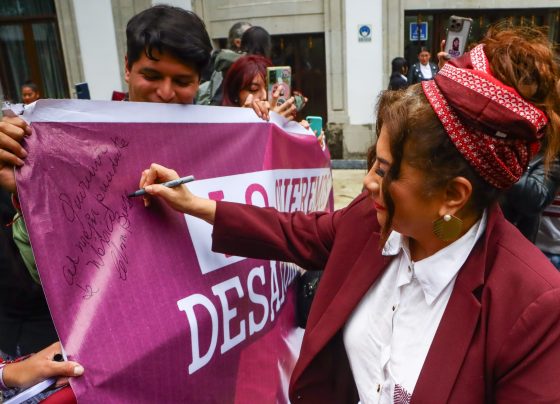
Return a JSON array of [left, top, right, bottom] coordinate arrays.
[[221, 54, 323, 150], [501, 151, 560, 269], [197, 21, 252, 105], [138, 26, 560, 402], [237, 26, 312, 123], [221, 54, 295, 117], [536, 190, 560, 270], [241, 26, 271, 59], [0, 187, 58, 358], [21, 81, 40, 105], [222, 54, 272, 107], [501, 152, 560, 243], [408, 47, 438, 84], [228, 21, 252, 53], [388, 57, 408, 90]]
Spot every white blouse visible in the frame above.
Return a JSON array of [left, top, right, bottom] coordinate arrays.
[[343, 212, 487, 404], [419, 63, 433, 79]]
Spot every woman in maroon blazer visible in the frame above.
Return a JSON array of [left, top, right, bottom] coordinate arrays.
[[140, 27, 560, 403]]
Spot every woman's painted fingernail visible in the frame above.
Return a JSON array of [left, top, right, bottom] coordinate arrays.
[[74, 365, 84, 376]]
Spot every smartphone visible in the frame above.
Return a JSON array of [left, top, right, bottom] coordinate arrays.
[[75, 82, 91, 99], [266, 66, 291, 106], [306, 116, 323, 137], [444, 16, 473, 58]]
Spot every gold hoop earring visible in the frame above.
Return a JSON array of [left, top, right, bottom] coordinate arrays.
[[432, 214, 463, 241]]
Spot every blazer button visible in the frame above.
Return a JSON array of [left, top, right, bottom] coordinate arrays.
[[297, 394, 302, 400]]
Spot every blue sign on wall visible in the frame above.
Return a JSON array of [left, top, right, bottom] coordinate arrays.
[[358, 24, 372, 42], [409, 22, 428, 41]]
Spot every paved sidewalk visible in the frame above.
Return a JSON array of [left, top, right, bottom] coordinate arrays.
[[332, 169, 367, 210]]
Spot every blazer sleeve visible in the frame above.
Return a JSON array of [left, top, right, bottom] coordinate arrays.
[[211, 195, 367, 271], [493, 288, 560, 403]]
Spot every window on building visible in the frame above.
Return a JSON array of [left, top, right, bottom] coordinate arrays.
[[0, 0, 68, 102]]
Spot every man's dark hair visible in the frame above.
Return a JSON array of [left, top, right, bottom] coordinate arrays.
[[241, 26, 271, 58], [126, 5, 212, 76]]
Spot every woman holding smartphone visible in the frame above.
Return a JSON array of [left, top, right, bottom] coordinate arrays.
[[139, 26, 560, 403], [221, 54, 297, 118], [221, 54, 322, 145]]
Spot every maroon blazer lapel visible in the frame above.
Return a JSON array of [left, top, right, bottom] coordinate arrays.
[[291, 230, 392, 383]]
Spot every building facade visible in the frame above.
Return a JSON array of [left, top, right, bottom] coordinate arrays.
[[0, 0, 559, 158]]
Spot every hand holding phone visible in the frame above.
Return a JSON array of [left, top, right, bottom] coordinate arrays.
[[306, 116, 323, 137], [267, 66, 291, 107]]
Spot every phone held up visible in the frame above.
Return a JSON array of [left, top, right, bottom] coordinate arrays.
[[267, 66, 307, 112], [267, 66, 291, 106], [306, 116, 323, 138], [444, 15, 473, 59]]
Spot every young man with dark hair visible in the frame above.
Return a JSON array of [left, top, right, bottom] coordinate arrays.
[[124, 5, 212, 104]]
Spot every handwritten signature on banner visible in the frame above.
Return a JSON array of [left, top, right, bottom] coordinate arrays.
[[58, 136, 133, 299]]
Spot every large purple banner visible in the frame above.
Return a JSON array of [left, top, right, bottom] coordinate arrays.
[[15, 100, 332, 403]]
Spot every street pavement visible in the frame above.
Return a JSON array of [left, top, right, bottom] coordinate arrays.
[[332, 169, 367, 210]]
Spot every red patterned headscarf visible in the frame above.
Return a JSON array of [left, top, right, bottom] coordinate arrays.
[[422, 44, 548, 189]]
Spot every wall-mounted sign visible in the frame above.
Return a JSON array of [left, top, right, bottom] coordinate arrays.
[[410, 22, 428, 41], [358, 24, 372, 42]]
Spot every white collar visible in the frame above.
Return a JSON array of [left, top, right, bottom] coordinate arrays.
[[381, 210, 488, 305], [419, 63, 433, 77]]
